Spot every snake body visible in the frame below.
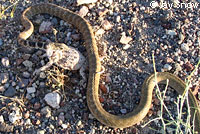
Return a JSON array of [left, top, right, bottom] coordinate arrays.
[[17, 3, 200, 133]]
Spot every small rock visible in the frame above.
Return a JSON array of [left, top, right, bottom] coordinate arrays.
[[0, 73, 9, 84], [51, 18, 58, 25], [61, 124, 68, 129], [98, 8, 108, 17], [197, 31, 200, 37], [37, 130, 45, 134], [95, 28, 105, 36], [181, 43, 189, 51], [44, 92, 61, 109], [41, 106, 51, 117], [16, 58, 24, 65], [39, 21, 52, 34], [100, 84, 107, 93], [102, 20, 113, 30], [147, 110, 153, 117], [153, 98, 160, 105], [23, 60, 33, 68], [99, 97, 104, 103], [77, 120, 82, 126], [106, 0, 113, 4], [105, 73, 112, 83], [178, 33, 185, 44], [23, 54, 31, 60], [165, 57, 173, 63], [164, 64, 172, 71], [24, 111, 30, 119], [116, 15, 121, 22], [123, 44, 130, 50], [35, 119, 40, 125], [58, 112, 65, 122], [0, 115, 4, 122], [1, 57, 10, 67], [39, 72, 46, 79], [120, 109, 127, 114], [71, 34, 81, 41], [24, 119, 32, 125], [175, 63, 182, 72], [0, 39, 3, 46], [166, 30, 177, 38], [18, 78, 29, 88], [9, 107, 22, 123], [0, 86, 5, 92], [34, 102, 41, 110], [77, 0, 97, 5], [184, 62, 194, 71], [11, 82, 16, 86], [4, 86, 16, 97], [89, 128, 95, 134], [27, 87, 36, 94], [23, 72, 30, 78], [78, 6, 89, 17], [120, 32, 132, 45]]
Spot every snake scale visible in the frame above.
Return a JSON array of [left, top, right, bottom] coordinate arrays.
[[16, 3, 200, 133]]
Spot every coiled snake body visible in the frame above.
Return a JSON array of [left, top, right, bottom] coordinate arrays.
[[16, 3, 200, 133]]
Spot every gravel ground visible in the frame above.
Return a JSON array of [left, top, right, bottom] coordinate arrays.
[[0, 0, 200, 133]]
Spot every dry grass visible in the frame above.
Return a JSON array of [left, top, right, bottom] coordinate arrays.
[[142, 54, 200, 134]]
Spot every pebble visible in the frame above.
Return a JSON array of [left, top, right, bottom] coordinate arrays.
[[44, 92, 61, 109], [23, 72, 30, 78], [39, 72, 46, 79], [184, 62, 194, 71], [18, 78, 29, 88], [123, 44, 131, 50], [116, 16, 121, 22], [102, 20, 113, 30], [100, 84, 107, 93], [163, 64, 172, 71], [78, 6, 89, 17], [71, 34, 81, 41], [23, 60, 33, 68], [41, 106, 51, 118], [120, 32, 132, 45], [61, 124, 68, 129], [181, 43, 190, 51], [120, 109, 127, 114], [0, 115, 4, 122], [95, 28, 105, 36], [105, 73, 112, 83], [0, 86, 5, 92], [77, 120, 82, 126], [37, 130, 45, 134], [1, 57, 9, 67], [4, 86, 16, 97], [23, 54, 31, 60], [0, 39, 3, 46], [51, 18, 58, 25], [27, 87, 36, 94], [34, 102, 41, 110], [9, 107, 22, 123], [77, 0, 97, 5], [0, 73, 9, 84], [39, 21, 52, 34], [178, 33, 185, 44], [25, 119, 32, 126], [89, 128, 95, 134], [24, 111, 30, 119], [166, 30, 177, 38], [197, 31, 200, 37]]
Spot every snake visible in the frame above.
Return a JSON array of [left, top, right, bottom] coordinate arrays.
[[15, 3, 200, 133]]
